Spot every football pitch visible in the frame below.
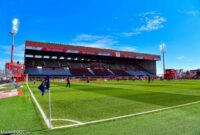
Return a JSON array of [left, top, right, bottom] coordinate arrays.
[[28, 80, 200, 130], [2, 80, 200, 135]]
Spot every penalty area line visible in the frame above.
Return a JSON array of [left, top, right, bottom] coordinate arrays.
[[52, 100, 200, 130]]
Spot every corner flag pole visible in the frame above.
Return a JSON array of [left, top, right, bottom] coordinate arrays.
[[48, 88, 52, 129], [38, 75, 52, 129]]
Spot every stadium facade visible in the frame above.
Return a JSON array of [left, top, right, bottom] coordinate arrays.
[[24, 41, 160, 78]]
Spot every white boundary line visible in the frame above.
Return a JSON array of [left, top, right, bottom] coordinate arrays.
[[51, 118, 83, 124], [26, 84, 50, 128], [0, 83, 8, 87], [52, 100, 200, 130], [0, 86, 5, 89]]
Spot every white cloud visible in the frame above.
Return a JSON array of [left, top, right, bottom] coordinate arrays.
[[122, 11, 166, 37], [117, 46, 136, 52], [176, 56, 193, 62], [0, 57, 24, 70], [139, 14, 166, 31], [0, 44, 24, 58], [14, 44, 24, 57], [187, 59, 193, 62], [178, 10, 200, 16], [121, 31, 141, 37], [71, 34, 136, 52], [0, 58, 9, 70], [177, 56, 186, 60], [73, 34, 105, 42], [0, 44, 24, 69], [71, 34, 118, 49]]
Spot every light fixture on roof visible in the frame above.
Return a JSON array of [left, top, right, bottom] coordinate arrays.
[[52, 56, 57, 59], [37, 66, 42, 69], [44, 56, 50, 59]]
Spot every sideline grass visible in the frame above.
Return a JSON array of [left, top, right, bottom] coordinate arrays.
[[0, 83, 45, 133]]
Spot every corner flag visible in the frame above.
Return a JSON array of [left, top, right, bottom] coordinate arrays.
[[38, 76, 50, 96], [38, 75, 52, 128]]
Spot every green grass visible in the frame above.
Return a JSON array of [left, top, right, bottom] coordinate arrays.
[[29, 80, 200, 127], [32, 103, 200, 135], [1, 80, 200, 135], [0, 83, 45, 134]]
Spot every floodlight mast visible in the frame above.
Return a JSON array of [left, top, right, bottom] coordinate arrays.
[[10, 18, 19, 63], [160, 43, 166, 77], [10, 31, 15, 63]]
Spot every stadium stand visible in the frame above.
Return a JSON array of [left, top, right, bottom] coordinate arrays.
[[25, 41, 160, 78], [26, 68, 71, 76], [92, 68, 112, 76], [111, 68, 130, 76], [70, 68, 92, 76]]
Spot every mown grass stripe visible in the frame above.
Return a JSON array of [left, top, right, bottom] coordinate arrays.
[[52, 100, 200, 130]]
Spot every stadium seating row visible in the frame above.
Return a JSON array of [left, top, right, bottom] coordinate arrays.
[[26, 59, 139, 69], [26, 68, 71, 76], [26, 68, 152, 77], [25, 58, 153, 76]]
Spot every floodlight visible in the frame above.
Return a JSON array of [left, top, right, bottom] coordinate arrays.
[[160, 43, 166, 52], [11, 18, 19, 34], [10, 18, 20, 63]]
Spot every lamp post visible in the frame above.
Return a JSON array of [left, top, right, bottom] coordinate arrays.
[[160, 43, 166, 77], [10, 18, 19, 63]]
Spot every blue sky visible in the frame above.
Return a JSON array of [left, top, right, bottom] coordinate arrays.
[[0, 0, 200, 74]]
